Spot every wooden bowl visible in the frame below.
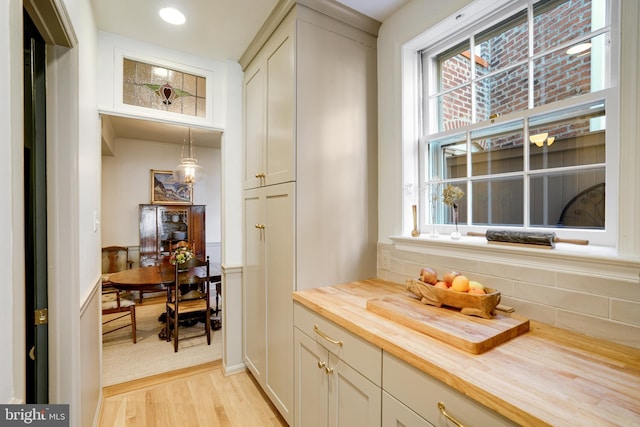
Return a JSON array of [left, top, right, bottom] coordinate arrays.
[[405, 278, 501, 319]]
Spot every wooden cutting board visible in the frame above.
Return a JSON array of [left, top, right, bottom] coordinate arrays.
[[366, 294, 530, 354]]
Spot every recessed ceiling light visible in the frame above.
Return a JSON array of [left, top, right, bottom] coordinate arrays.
[[159, 7, 186, 25], [566, 42, 591, 56]]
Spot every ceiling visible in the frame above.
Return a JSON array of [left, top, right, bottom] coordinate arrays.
[[93, 0, 411, 148], [102, 115, 222, 149]]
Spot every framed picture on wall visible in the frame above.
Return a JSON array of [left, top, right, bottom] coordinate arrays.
[[150, 169, 193, 204]]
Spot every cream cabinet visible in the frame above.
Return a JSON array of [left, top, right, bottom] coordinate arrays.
[[382, 392, 433, 427], [242, 1, 379, 424], [383, 352, 519, 427], [243, 18, 294, 190], [294, 303, 381, 427], [243, 182, 295, 422]]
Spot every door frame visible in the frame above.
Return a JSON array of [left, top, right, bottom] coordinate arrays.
[[23, 10, 49, 403]]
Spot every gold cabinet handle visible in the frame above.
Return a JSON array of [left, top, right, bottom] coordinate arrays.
[[254, 224, 265, 229], [437, 402, 464, 427], [317, 361, 326, 369], [313, 325, 343, 346], [325, 366, 334, 375]]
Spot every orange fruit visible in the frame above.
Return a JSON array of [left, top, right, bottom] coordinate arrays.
[[468, 287, 486, 295], [434, 281, 449, 289], [451, 275, 470, 292]]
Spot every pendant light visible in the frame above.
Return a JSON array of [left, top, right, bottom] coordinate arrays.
[[173, 128, 205, 186]]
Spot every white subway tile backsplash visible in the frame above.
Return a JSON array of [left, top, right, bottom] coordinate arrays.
[[379, 243, 640, 349], [500, 297, 556, 325], [611, 299, 640, 326], [472, 274, 515, 297], [482, 261, 556, 285], [514, 282, 609, 317], [557, 271, 640, 302], [556, 310, 640, 349]]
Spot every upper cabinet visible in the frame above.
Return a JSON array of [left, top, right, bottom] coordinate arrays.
[[243, 16, 295, 190]]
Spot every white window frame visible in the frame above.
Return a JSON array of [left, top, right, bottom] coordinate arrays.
[[401, 0, 619, 247]]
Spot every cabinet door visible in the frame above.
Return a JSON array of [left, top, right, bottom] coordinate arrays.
[[328, 353, 381, 427], [189, 205, 206, 259], [243, 188, 266, 381], [139, 205, 158, 267], [383, 391, 433, 427], [244, 61, 265, 190], [264, 182, 295, 423], [264, 25, 294, 187], [294, 328, 329, 427], [243, 14, 294, 190]]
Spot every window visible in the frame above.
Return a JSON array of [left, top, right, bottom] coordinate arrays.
[[417, 0, 616, 243]]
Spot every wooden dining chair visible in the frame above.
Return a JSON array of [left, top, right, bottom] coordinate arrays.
[[101, 246, 137, 343], [164, 256, 211, 352], [101, 286, 137, 343]]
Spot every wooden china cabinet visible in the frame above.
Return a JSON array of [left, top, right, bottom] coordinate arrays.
[[138, 204, 206, 267]]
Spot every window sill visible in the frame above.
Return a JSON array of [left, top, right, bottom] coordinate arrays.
[[389, 234, 640, 281]]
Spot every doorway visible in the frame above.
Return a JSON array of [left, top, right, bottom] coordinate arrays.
[[23, 10, 49, 403], [100, 114, 223, 385]]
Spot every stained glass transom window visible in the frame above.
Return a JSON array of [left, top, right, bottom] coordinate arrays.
[[122, 58, 206, 117]]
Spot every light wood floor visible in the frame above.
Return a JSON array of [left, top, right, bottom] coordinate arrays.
[[99, 360, 288, 426]]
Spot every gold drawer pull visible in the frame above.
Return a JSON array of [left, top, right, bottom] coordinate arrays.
[[317, 361, 326, 369], [313, 325, 343, 346], [325, 366, 334, 375], [438, 402, 464, 427]]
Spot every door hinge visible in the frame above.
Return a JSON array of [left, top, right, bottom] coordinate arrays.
[[34, 308, 48, 325]]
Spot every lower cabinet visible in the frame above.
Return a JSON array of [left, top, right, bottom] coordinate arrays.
[[382, 391, 433, 427], [294, 304, 381, 427], [383, 352, 519, 427], [293, 302, 521, 427]]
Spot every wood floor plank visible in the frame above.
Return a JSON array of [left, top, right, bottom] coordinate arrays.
[[99, 362, 287, 427]]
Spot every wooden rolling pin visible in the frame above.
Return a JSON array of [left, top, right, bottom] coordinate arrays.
[[467, 230, 589, 248]]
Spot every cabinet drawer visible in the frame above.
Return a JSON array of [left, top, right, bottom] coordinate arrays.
[[294, 303, 381, 386], [383, 391, 433, 427], [383, 352, 518, 427]]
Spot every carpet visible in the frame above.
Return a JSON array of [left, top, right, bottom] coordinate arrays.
[[102, 300, 222, 386]]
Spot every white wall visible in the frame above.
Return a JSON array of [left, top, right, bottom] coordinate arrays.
[[97, 32, 227, 131], [101, 137, 221, 254], [377, 0, 640, 348], [1, 0, 26, 405]]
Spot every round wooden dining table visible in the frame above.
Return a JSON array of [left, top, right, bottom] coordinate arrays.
[[106, 262, 222, 292]]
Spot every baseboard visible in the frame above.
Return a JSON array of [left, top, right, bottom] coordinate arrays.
[[222, 361, 246, 376]]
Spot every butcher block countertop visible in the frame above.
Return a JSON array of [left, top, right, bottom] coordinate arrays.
[[292, 278, 640, 427]]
